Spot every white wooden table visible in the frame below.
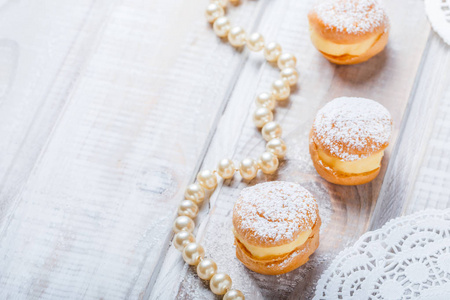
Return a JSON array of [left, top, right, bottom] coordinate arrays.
[[0, 0, 449, 299]]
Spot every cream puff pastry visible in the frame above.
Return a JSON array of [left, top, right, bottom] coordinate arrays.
[[233, 181, 320, 275], [310, 97, 392, 185], [308, 0, 389, 65]]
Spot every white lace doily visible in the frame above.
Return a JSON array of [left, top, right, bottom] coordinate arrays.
[[314, 209, 450, 300], [425, 0, 450, 45]]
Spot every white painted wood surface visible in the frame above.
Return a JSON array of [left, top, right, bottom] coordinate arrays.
[[0, 0, 448, 299]]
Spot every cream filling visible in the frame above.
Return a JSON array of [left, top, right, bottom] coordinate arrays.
[[318, 149, 384, 174], [309, 26, 381, 56], [233, 229, 312, 259]]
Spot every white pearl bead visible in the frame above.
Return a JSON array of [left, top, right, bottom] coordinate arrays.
[[277, 53, 297, 69], [239, 158, 259, 180], [224, 289, 245, 300], [246, 33, 264, 51], [258, 152, 279, 174], [263, 42, 282, 62], [266, 138, 287, 158], [228, 26, 246, 47], [253, 107, 273, 128], [197, 170, 218, 190], [262, 121, 282, 141], [182, 242, 205, 265], [178, 200, 199, 219], [272, 79, 290, 101], [217, 159, 235, 179], [212, 0, 228, 8], [197, 258, 218, 280], [280, 67, 299, 86], [205, 3, 225, 23], [255, 92, 276, 110], [173, 231, 196, 251], [213, 17, 231, 37], [173, 216, 195, 233], [210, 273, 232, 295], [184, 183, 205, 204]]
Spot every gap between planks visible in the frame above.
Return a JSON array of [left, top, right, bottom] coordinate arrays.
[[369, 31, 450, 230], [145, 0, 272, 297]]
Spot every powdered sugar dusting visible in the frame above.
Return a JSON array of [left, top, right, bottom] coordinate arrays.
[[313, 97, 392, 161], [233, 182, 318, 246], [312, 0, 387, 34]]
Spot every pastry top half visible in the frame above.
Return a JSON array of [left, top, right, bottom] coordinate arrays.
[[233, 181, 319, 248], [308, 0, 389, 44], [311, 97, 392, 162]]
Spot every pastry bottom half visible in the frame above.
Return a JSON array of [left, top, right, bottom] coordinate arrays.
[[317, 31, 389, 65], [235, 218, 321, 275], [309, 140, 380, 185]]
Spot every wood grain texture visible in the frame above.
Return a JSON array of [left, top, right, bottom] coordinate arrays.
[[153, 0, 433, 299], [0, 0, 448, 299], [370, 32, 450, 229], [0, 0, 262, 298], [0, 0, 113, 218]]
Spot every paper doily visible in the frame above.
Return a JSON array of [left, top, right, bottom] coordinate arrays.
[[425, 0, 450, 45], [314, 209, 450, 300]]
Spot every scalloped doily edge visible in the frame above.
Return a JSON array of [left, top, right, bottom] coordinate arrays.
[[314, 208, 450, 298], [425, 0, 450, 46]]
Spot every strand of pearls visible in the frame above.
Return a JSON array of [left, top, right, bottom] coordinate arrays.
[[173, 1, 298, 298]]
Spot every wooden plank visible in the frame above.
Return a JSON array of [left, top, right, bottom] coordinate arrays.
[[370, 32, 450, 230], [0, 0, 446, 299], [0, 0, 114, 218], [154, 0, 432, 299], [0, 0, 265, 298]]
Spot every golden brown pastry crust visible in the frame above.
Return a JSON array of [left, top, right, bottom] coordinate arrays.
[[309, 133, 380, 185], [235, 218, 321, 275], [232, 182, 319, 247], [318, 31, 389, 65], [310, 98, 392, 160], [233, 205, 318, 248], [307, 1, 389, 65], [308, 10, 388, 44]]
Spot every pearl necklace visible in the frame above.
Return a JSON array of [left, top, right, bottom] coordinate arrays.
[[172, 1, 298, 298]]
